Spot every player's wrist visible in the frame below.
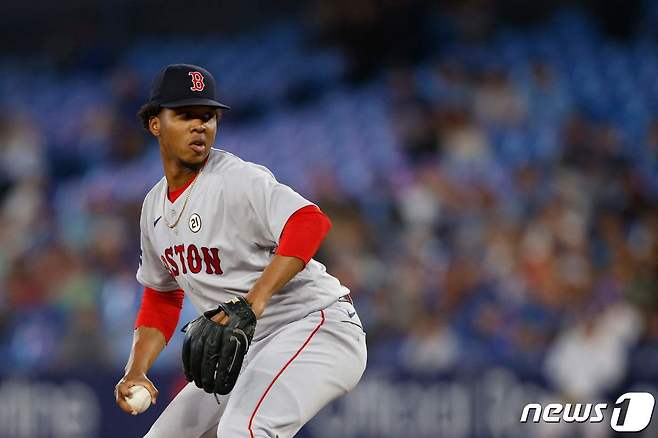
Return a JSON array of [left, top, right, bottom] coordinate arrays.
[[123, 369, 147, 380], [244, 293, 267, 319]]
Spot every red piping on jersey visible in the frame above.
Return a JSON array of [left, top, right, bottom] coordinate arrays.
[[168, 173, 198, 203], [247, 310, 325, 437], [134, 287, 184, 343], [276, 205, 332, 265]]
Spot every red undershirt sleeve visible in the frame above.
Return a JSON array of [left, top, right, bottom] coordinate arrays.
[[275, 204, 332, 265], [134, 287, 185, 344]]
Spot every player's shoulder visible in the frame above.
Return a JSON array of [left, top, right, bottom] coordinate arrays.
[[141, 176, 167, 212], [207, 148, 276, 182]]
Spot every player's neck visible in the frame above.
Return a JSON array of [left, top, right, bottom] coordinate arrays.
[[165, 166, 199, 191], [160, 147, 207, 191]]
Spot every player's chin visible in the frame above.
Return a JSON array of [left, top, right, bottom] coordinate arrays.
[[180, 148, 209, 167]]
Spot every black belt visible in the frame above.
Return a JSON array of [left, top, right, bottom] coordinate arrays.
[[338, 293, 353, 304]]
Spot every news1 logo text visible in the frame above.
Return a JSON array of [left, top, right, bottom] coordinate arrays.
[[520, 392, 655, 432]]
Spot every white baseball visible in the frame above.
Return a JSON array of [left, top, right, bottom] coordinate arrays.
[[126, 385, 152, 415]]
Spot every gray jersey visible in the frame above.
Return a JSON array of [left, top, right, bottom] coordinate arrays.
[[136, 148, 348, 340]]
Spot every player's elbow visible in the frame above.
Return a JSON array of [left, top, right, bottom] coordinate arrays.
[[135, 288, 185, 343]]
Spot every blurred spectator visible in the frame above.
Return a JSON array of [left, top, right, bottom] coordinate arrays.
[[545, 303, 642, 401]]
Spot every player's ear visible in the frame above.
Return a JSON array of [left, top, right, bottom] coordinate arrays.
[[149, 115, 160, 137]]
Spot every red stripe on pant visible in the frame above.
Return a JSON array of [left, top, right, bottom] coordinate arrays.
[[248, 310, 326, 438]]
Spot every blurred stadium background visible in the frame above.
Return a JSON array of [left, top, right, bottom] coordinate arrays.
[[1, 0, 657, 437]]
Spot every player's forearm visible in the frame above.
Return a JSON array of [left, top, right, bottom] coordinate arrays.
[[246, 254, 304, 317], [125, 326, 167, 375], [244, 206, 330, 318]]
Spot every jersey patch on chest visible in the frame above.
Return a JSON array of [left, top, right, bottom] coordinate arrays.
[[159, 244, 223, 278], [188, 213, 202, 232]]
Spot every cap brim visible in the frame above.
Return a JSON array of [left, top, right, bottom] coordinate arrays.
[[160, 98, 231, 110]]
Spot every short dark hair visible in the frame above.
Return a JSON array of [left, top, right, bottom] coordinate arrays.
[[137, 102, 161, 131]]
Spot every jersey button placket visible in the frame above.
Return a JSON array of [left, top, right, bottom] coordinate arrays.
[[170, 209, 178, 235]]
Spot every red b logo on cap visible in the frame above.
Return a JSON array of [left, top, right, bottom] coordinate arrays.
[[188, 71, 205, 91]]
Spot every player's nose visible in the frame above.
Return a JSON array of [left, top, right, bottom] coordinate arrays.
[[190, 121, 206, 132]]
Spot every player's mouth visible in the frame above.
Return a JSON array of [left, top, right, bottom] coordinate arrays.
[[189, 139, 207, 153]]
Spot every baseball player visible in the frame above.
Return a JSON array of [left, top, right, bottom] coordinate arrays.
[[114, 64, 367, 438]]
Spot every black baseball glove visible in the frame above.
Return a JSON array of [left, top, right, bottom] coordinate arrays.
[[181, 296, 257, 395]]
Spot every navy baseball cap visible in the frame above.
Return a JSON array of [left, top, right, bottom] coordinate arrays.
[[147, 64, 230, 110]]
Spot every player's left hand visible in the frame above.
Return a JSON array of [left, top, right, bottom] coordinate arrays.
[[212, 296, 265, 324], [182, 296, 257, 395]]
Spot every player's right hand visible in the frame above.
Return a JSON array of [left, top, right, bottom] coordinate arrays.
[[115, 372, 158, 414]]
